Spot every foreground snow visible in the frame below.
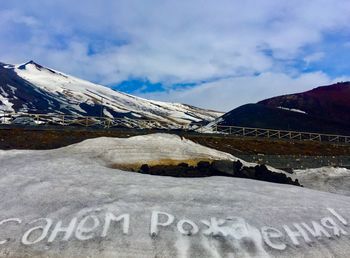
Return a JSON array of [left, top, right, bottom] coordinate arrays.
[[64, 133, 258, 169], [296, 167, 350, 196], [62, 133, 285, 174], [0, 135, 350, 257]]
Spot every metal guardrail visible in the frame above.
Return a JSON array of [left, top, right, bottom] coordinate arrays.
[[1, 112, 349, 144], [0, 112, 181, 129], [208, 125, 350, 144]]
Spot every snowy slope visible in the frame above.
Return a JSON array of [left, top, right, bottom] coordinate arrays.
[[63, 133, 286, 174], [296, 166, 350, 196], [1, 136, 350, 257], [66, 133, 244, 166], [0, 61, 222, 127]]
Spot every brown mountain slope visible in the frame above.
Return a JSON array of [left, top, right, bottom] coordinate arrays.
[[259, 82, 350, 125]]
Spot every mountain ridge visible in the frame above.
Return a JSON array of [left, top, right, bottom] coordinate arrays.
[[0, 61, 222, 127], [213, 82, 350, 135], [259, 81, 350, 125]]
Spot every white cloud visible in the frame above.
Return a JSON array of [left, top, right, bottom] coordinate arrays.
[[344, 42, 350, 48], [1, 1, 350, 83], [138, 72, 350, 112], [304, 52, 325, 65], [0, 0, 350, 110], [0, 9, 38, 27]]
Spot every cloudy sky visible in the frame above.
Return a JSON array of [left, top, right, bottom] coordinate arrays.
[[1, 0, 350, 111]]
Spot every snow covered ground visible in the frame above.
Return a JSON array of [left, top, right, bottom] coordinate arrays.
[[62, 133, 286, 175], [65, 133, 235, 167], [63, 133, 260, 170], [296, 167, 350, 196], [1, 134, 350, 257]]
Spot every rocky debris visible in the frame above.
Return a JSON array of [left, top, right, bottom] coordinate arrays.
[[139, 160, 301, 186]]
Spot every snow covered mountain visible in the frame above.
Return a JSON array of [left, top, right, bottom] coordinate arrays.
[[0, 61, 222, 127]]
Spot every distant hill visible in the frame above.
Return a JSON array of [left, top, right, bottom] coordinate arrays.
[[214, 82, 350, 135], [217, 103, 350, 135], [259, 82, 350, 125]]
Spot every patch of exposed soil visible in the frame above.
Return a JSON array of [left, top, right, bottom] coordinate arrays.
[[0, 126, 349, 156]]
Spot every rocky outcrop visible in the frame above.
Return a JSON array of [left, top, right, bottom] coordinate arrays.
[[139, 160, 301, 186]]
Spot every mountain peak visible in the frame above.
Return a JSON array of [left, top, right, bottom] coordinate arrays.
[[17, 60, 43, 70]]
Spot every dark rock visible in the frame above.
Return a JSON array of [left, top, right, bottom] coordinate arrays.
[[178, 163, 189, 168], [139, 164, 149, 173], [197, 161, 211, 169], [197, 161, 211, 175], [233, 160, 243, 174], [137, 160, 301, 187], [284, 168, 294, 174], [148, 165, 189, 177], [211, 160, 234, 175], [254, 164, 301, 186], [240, 167, 256, 178]]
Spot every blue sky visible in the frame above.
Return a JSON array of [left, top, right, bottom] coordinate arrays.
[[1, 0, 350, 111]]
